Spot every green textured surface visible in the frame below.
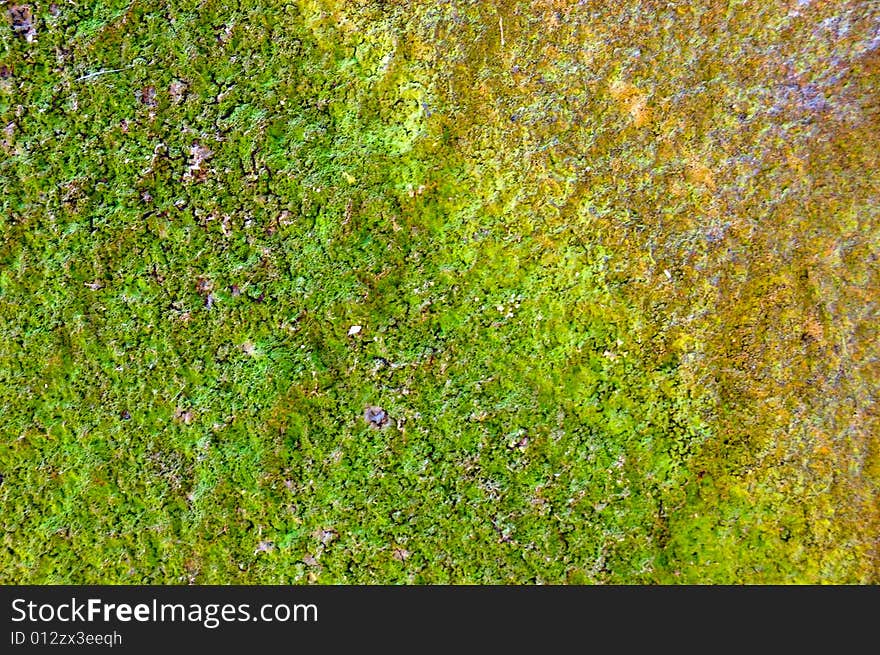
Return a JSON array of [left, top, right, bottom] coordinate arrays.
[[1, 0, 877, 583]]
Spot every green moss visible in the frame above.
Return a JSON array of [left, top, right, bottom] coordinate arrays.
[[1, 0, 877, 583]]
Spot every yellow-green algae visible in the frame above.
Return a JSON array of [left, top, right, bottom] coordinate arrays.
[[0, 0, 877, 583]]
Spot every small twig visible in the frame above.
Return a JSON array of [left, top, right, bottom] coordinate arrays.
[[76, 67, 126, 82], [499, 16, 505, 49]]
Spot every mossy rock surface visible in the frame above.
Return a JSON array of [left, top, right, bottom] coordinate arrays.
[[1, 0, 877, 583]]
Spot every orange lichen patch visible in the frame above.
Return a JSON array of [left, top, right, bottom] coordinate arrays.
[[609, 80, 651, 127], [812, 443, 833, 462], [530, 0, 574, 22], [785, 148, 807, 177], [542, 42, 561, 61], [654, 137, 678, 163], [685, 159, 716, 190], [803, 315, 825, 343], [668, 179, 686, 197]]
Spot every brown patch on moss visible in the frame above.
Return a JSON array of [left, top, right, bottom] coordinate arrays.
[[6, 5, 35, 42], [137, 85, 158, 107], [364, 406, 390, 429]]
